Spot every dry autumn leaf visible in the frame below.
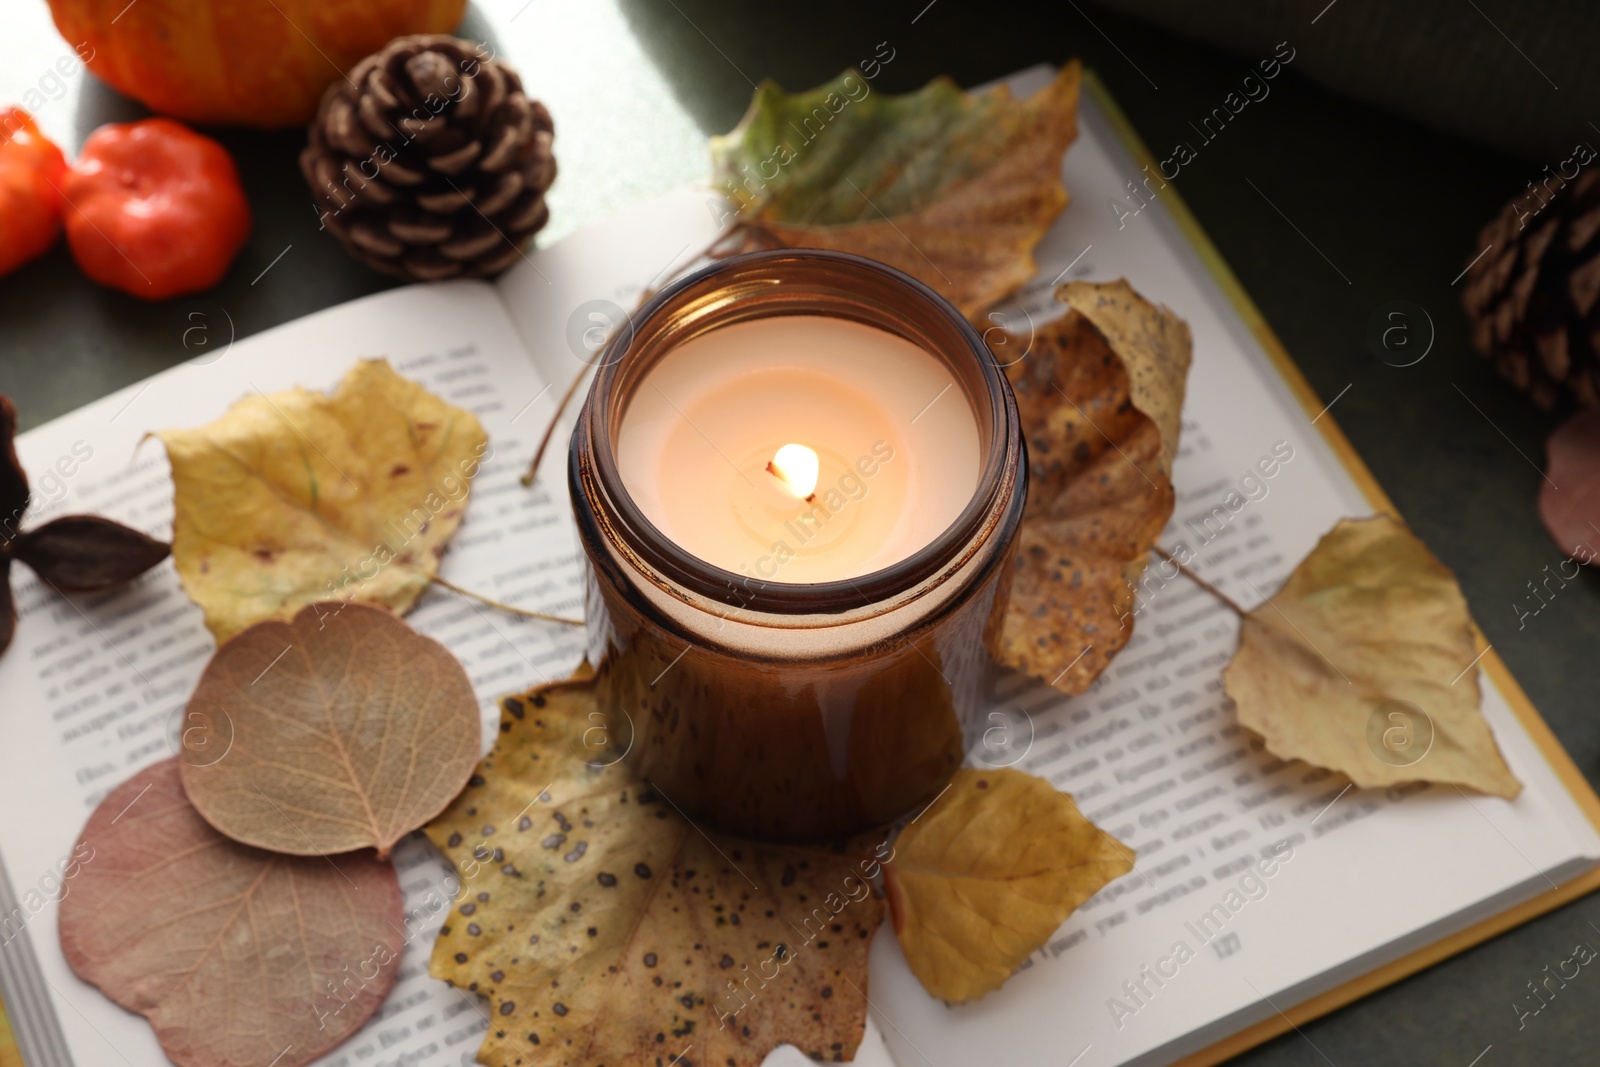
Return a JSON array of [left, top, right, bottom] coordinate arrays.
[[0, 395, 170, 654], [60, 759, 404, 1067], [424, 676, 886, 1067], [996, 279, 1193, 694], [712, 64, 1081, 320], [157, 358, 488, 643], [180, 602, 481, 858], [883, 768, 1133, 1003], [1223, 515, 1521, 798], [10, 515, 170, 590]]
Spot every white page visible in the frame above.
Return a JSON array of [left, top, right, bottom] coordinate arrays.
[[494, 184, 727, 479], [858, 70, 1600, 1067]]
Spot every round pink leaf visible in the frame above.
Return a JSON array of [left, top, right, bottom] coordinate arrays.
[[59, 759, 404, 1067]]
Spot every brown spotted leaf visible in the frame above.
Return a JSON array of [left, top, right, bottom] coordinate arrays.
[[424, 676, 887, 1067], [884, 768, 1132, 1003], [59, 758, 404, 1067], [1224, 515, 1521, 797], [712, 64, 1081, 320], [157, 358, 488, 643], [181, 602, 481, 858], [997, 279, 1193, 694]]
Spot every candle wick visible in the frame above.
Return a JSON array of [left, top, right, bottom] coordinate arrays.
[[766, 447, 821, 501], [766, 460, 817, 502]]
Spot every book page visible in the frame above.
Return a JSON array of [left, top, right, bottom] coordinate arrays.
[[0, 282, 594, 1067], [859, 70, 1600, 1067], [495, 185, 727, 480]]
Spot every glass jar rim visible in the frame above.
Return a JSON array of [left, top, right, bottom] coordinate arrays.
[[579, 248, 1018, 615]]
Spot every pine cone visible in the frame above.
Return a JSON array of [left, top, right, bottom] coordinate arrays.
[[301, 35, 555, 282], [1462, 166, 1600, 408]]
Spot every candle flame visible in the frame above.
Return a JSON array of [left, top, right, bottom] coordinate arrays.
[[766, 443, 819, 500]]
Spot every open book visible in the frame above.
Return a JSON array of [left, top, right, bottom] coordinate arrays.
[[2, 66, 1597, 1067]]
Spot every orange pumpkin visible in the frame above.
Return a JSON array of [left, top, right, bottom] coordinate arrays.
[[46, 0, 467, 128]]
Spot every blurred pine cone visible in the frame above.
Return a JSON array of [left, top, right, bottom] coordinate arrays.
[[301, 34, 555, 281], [1462, 168, 1600, 408]]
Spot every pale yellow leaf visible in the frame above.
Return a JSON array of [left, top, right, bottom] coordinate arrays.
[[884, 768, 1132, 1003], [1224, 515, 1521, 798], [157, 358, 487, 642]]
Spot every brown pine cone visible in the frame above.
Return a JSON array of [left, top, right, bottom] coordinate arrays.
[[1462, 165, 1600, 408], [301, 35, 556, 282]]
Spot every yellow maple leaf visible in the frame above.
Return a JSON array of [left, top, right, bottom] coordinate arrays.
[[424, 677, 887, 1067], [884, 768, 1133, 1003], [996, 279, 1193, 694], [156, 359, 488, 642], [1224, 515, 1521, 797], [712, 64, 1081, 320]]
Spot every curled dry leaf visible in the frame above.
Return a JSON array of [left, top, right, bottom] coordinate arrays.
[[0, 395, 170, 655], [712, 64, 1081, 320], [11, 515, 170, 590], [883, 768, 1133, 1003], [157, 358, 488, 643], [1223, 515, 1521, 798], [1539, 408, 1600, 562], [424, 676, 886, 1067], [995, 279, 1193, 694], [180, 602, 481, 858], [60, 759, 404, 1067]]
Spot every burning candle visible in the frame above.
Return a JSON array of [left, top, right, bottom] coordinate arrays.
[[571, 250, 1025, 839], [615, 315, 981, 585]]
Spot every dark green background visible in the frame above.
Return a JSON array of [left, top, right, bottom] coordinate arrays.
[[2, 1, 1597, 1063]]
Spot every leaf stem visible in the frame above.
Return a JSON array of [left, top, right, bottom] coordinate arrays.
[[430, 575, 583, 626], [518, 220, 749, 489], [1152, 545, 1248, 619], [518, 363, 591, 487], [636, 219, 748, 306]]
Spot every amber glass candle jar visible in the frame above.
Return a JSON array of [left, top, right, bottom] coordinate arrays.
[[569, 250, 1025, 840]]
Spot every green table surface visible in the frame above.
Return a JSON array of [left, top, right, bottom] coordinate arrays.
[[3, 2, 1599, 1065]]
